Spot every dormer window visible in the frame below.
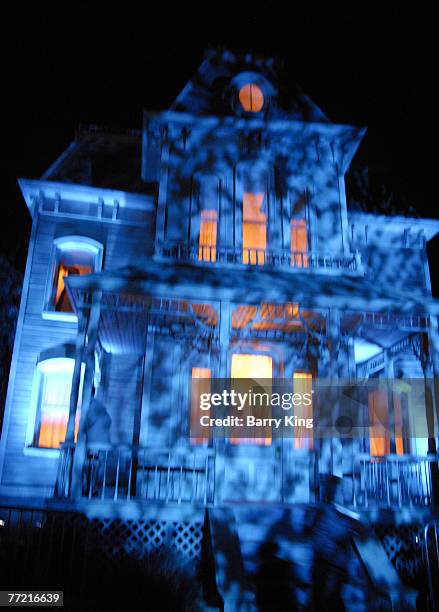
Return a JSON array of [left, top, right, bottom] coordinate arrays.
[[239, 84, 264, 113], [231, 72, 274, 116]]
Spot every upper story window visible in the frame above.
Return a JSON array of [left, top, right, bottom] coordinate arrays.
[[196, 175, 219, 263], [44, 236, 103, 322], [239, 162, 269, 266], [239, 84, 264, 113], [243, 193, 266, 264], [290, 194, 309, 267], [291, 219, 308, 267]]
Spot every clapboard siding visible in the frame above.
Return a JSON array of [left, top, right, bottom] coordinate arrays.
[[1, 189, 156, 495]]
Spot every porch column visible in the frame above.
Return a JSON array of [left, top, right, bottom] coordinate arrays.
[[215, 300, 231, 505], [420, 329, 439, 504], [429, 315, 439, 434], [71, 291, 102, 498], [154, 135, 169, 250], [319, 308, 344, 481], [385, 352, 397, 454], [65, 311, 87, 443], [219, 300, 231, 378]]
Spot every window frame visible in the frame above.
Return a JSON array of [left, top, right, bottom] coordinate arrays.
[[25, 355, 85, 457], [43, 236, 103, 322]]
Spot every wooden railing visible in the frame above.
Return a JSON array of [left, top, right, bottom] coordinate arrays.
[[156, 243, 363, 274], [352, 454, 437, 508], [56, 444, 215, 505]]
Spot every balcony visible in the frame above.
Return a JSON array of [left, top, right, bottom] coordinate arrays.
[[155, 242, 363, 275]]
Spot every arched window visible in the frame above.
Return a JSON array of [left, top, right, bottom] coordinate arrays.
[[44, 236, 103, 321], [27, 355, 84, 451]]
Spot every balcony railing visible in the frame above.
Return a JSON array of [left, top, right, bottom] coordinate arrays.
[[56, 444, 215, 505], [352, 454, 437, 508], [155, 243, 363, 274]]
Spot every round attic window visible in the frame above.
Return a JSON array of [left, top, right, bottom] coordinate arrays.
[[239, 83, 264, 113]]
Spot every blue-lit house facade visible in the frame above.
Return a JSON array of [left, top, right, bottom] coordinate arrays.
[[1, 49, 439, 607]]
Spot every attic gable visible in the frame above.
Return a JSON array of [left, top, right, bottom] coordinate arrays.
[[171, 48, 329, 123]]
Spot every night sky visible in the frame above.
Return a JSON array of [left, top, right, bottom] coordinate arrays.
[[4, 5, 437, 288]]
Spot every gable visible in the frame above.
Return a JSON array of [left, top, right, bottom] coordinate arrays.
[[170, 48, 329, 123]]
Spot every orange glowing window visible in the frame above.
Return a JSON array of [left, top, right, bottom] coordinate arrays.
[[55, 263, 92, 312], [239, 84, 264, 113], [368, 389, 390, 457], [243, 193, 266, 265], [46, 238, 103, 318], [198, 210, 218, 262], [231, 353, 272, 445], [291, 219, 308, 268], [293, 372, 313, 450], [190, 367, 211, 445], [35, 360, 83, 449]]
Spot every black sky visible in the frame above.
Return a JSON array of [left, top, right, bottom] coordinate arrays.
[[3, 4, 438, 277]]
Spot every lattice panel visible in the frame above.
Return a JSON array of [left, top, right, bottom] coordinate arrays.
[[88, 518, 203, 560], [373, 524, 424, 584], [170, 521, 203, 559]]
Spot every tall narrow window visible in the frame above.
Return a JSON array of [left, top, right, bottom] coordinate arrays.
[[31, 358, 83, 450], [293, 372, 313, 450], [368, 389, 390, 456], [196, 175, 219, 263], [198, 210, 218, 262], [231, 353, 272, 445], [291, 219, 308, 267], [243, 193, 266, 265], [190, 367, 211, 445]]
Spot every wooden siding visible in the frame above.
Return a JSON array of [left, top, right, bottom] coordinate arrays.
[[0, 199, 155, 494]]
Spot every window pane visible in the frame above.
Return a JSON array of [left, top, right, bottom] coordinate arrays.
[[198, 210, 217, 262], [243, 193, 266, 265], [55, 263, 92, 312], [239, 84, 264, 112], [368, 389, 389, 456], [36, 362, 82, 449], [291, 219, 308, 268]]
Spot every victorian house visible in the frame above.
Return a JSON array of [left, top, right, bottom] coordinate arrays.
[[1, 49, 439, 609]]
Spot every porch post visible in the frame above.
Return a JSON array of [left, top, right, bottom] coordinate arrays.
[[385, 353, 397, 454], [65, 311, 87, 443], [319, 308, 344, 482], [421, 329, 439, 504], [214, 300, 231, 505], [71, 291, 102, 498]]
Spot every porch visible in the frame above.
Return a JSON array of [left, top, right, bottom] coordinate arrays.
[[57, 260, 439, 513], [54, 442, 438, 511]]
